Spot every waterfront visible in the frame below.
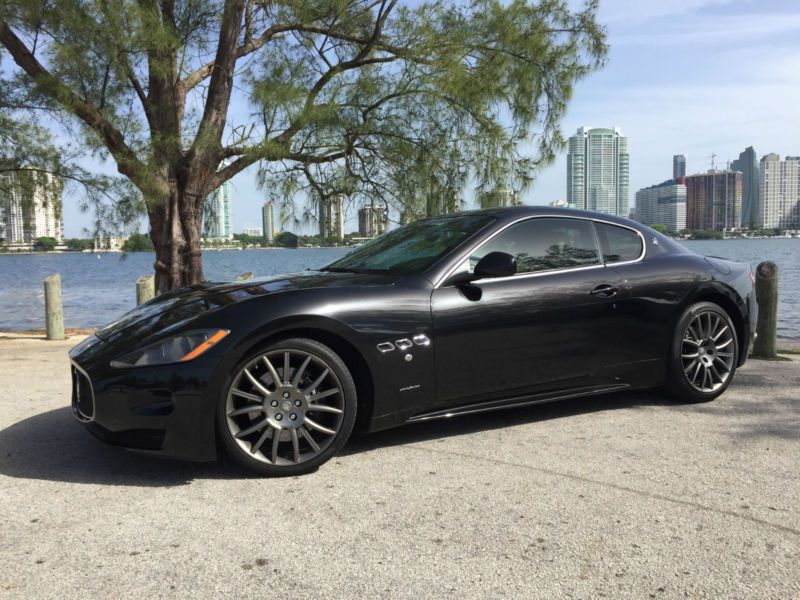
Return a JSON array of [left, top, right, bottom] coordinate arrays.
[[0, 239, 797, 339]]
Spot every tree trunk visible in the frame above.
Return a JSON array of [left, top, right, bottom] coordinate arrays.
[[148, 177, 207, 294]]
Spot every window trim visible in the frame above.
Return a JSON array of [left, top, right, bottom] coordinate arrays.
[[592, 220, 647, 266], [435, 215, 646, 288]]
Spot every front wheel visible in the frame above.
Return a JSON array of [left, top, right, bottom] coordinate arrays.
[[217, 338, 357, 476], [667, 302, 739, 403]]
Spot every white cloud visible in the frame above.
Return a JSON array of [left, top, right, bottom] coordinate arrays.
[[596, 0, 733, 24], [613, 12, 800, 46]]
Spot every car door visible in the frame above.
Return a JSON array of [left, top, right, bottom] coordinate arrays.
[[594, 221, 691, 366], [430, 216, 632, 408]]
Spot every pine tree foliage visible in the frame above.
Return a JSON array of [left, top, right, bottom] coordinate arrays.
[[0, 0, 605, 290]]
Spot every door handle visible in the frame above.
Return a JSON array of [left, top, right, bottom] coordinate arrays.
[[590, 284, 618, 298]]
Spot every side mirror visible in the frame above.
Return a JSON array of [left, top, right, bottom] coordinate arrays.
[[474, 251, 517, 279]]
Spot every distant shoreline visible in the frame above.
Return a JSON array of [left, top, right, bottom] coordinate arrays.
[[0, 246, 351, 256], [2, 236, 798, 256]]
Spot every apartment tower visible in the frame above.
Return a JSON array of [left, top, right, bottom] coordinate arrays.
[[1, 171, 64, 246], [566, 127, 630, 217], [759, 154, 800, 229], [685, 170, 742, 231], [261, 201, 276, 244]]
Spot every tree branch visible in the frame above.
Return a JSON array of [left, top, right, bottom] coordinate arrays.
[[189, 0, 246, 164], [211, 147, 346, 189], [0, 20, 146, 185], [180, 10, 419, 93]]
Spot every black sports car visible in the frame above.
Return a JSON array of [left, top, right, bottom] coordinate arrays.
[[70, 207, 757, 475]]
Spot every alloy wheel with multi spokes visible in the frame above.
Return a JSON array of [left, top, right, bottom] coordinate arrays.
[[669, 302, 738, 402], [219, 338, 356, 474], [681, 310, 735, 392]]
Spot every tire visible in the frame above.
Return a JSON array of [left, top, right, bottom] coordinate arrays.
[[217, 337, 357, 476], [667, 301, 738, 403]]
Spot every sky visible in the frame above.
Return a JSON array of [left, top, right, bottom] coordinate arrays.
[[60, 0, 800, 237]]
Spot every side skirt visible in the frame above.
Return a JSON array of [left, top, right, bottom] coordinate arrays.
[[406, 382, 631, 423]]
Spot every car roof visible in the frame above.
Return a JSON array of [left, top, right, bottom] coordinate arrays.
[[432, 206, 649, 234], [447, 206, 642, 229]]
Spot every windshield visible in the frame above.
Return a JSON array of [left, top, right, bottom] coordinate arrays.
[[323, 214, 495, 276]]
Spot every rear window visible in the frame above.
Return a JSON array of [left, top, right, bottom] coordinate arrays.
[[594, 222, 643, 263]]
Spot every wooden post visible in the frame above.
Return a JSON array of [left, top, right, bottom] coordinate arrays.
[[752, 261, 778, 358], [235, 272, 254, 282], [44, 273, 65, 340], [136, 275, 155, 305]]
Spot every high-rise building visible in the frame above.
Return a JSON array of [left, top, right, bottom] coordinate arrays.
[[566, 126, 629, 217], [1, 171, 63, 246], [261, 201, 276, 244], [481, 187, 521, 208], [358, 205, 386, 237], [634, 178, 687, 233], [202, 180, 233, 240], [759, 154, 800, 229], [320, 195, 344, 242], [731, 147, 760, 229], [242, 227, 263, 237], [673, 154, 687, 180], [685, 170, 742, 231]]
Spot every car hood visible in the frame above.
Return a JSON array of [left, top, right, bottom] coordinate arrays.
[[94, 270, 398, 345]]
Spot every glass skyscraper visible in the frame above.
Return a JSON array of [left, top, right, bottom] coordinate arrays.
[[566, 127, 629, 217], [673, 154, 687, 180], [202, 180, 233, 241], [731, 146, 760, 230]]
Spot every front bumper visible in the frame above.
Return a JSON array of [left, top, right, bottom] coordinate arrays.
[[69, 335, 235, 461]]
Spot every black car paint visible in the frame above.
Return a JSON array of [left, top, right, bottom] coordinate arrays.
[[69, 207, 757, 461]]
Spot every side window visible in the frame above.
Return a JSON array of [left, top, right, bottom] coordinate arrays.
[[594, 222, 644, 263], [465, 217, 600, 275]]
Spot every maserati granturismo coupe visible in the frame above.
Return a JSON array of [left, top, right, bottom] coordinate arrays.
[[69, 207, 757, 475]]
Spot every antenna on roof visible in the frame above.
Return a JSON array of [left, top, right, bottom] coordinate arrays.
[[710, 153, 716, 171]]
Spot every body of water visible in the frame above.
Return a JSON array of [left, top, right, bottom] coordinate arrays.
[[0, 239, 797, 339], [0, 248, 350, 331]]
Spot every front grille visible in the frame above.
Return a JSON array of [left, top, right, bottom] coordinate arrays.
[[71, 364, 95, 422]]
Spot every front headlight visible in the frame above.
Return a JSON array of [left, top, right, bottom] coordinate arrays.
[[110, 329, 230, 368]]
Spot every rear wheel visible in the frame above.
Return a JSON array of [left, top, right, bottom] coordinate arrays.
[[217, 338, 356, 476], [667, 302, 738, 403]]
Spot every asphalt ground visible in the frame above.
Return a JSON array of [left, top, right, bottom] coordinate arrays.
[[0, 335, 798, 599]]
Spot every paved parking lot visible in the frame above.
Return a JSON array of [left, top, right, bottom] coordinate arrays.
[[1, 336, 798, 598]]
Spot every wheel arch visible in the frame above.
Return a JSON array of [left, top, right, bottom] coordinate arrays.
[[683, 285, 748, 366], [233, 324, 376, 432]]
